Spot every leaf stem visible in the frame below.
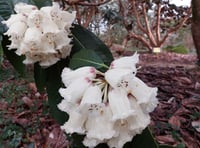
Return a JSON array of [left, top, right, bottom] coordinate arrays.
[[72, 34, 85, 49]]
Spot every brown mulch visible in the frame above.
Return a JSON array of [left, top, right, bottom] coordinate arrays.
[[0, 52, 200, 148], [136, 52, 200, 148]]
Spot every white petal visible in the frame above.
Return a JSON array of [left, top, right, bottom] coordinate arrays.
[[83, 137, 102, 148], [110, 52, 139, 70], [39, 54, 59, 67], [57, 99, 78, 114], [78, 85, 103, 116], [27, 10, 43, 28], [54, 31, 71, 49], [23, 27, 42, 44], [105, 68, 133, 88], [40, 33, 56, 53], [108, 88, 135, 121], [4, 21, 27, 42], [61, 109, 87, 134], [22, 27, 42, 53], [139, 89, 158, 113], [40, 2, 60, 19], [122, 75, 158, 112], [14, 3, 38, 15], [57, 45, 72, 58], [128, 97, 150, 134], [2, 13, 27, 27], [59, 77, 91, 103], [41, 17, 59, 33], [23, 54, 39, 64], [40, 6, 53, 19], [42, 2, 76, 30], [18, 42, 30, 55], [80, 85, 102, 105], [85, 105, 116, 141], [107, 120, 134, 148], [58, 11, 76, 30], [61, 66, 96, 87], [8, 42, 21, 51]]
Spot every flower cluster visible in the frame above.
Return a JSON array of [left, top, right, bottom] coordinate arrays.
[[58, 53, 158, 148], [3, 3, 76, 67]]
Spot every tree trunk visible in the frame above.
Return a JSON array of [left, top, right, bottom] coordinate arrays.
[[191, 0, 200, 63]]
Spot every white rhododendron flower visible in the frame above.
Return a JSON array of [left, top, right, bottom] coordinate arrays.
[[85, 105, 116, 140], [110, 52, 139, 70], [78, 85, 102, 113], [59, 77, 92, 103], [3, 14, 27, 27], [61, 109, 87, 134], [14, 2, 38, 15], [108, 89, 135, 121], [61, 66, 96, 87], [105, 68, 133, 88], [58, 53, 159, 147], [3, 2, 76, 67]]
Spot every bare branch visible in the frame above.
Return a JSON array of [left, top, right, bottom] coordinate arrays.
[[65, 0, 111, 6], [156, 3, 161, 43], [142, 3, 157, 46], [75, 5, 81, 25], [129, 31, 152, 51], [83, 6, 96, 27], [160, 7, 192, 46], [132, 0, 147, 33]]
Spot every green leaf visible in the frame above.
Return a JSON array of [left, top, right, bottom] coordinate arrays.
[[1, 35, 25, 76], [71, 24, 113, 71], [0, 43, 3, 65], [124, 127, 158, 148], [46, 61, 68, 124], [69, 49, 109, 71], [0, 0, 14, 20], [0, 16, 7, 35], [32, 0, 52, 8], [34, 63, 47, 92], [11, 0, 35, 6]]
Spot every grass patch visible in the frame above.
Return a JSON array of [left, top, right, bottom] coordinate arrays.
[[163, 45, 188, 54]]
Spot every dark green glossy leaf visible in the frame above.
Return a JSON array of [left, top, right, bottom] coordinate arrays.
[[0, 16, 7, 35], [71, 24, 113, 71], [69, 49, 109, 71], [0, 43, 3, 65], [71, 134, 86, 148], [0, 0, 14, 20], [34, 63, 47, 92], [2, 35, 25, 76], [32, 0, 52, 8], [11, 0, 35, 6], [124, 127, 158, 148], [46, 61, 68, 125]]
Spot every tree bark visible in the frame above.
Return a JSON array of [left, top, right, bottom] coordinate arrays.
[[191, 0, 200, 62]]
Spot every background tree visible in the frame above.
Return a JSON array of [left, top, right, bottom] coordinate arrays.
[[56, 0, 192, 53], [191, 0, 200, 65], [103, 0, 192, 52]]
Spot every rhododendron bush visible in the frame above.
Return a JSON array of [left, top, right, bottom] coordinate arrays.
[[0, 1, 165, 147]]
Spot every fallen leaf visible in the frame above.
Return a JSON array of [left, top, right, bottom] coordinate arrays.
[[22, 96, 34, 107], [28, 82, 37, 92], [192, 120, 200, 132], [156, 135, 176, 145], [168, 116, 181, 129]]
